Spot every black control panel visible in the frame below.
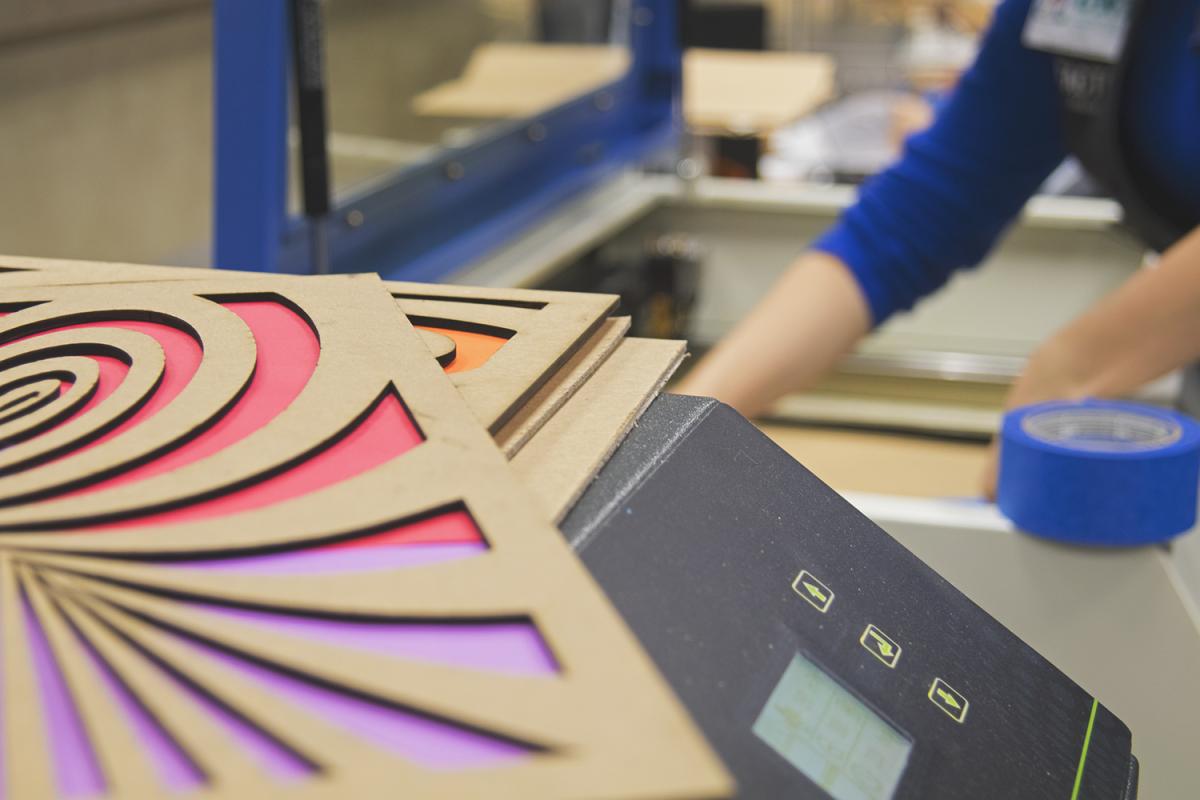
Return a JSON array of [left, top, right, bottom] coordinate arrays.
[[562, 395, 1137, 800]]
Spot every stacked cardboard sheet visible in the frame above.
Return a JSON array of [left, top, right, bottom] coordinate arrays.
[[0, 256, 728, 799]]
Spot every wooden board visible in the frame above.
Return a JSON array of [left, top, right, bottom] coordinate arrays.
[[408, 43, 836, 136], [683, 49, 836, 135], [411, 43, 631, 118], [389, 282, 617, 432], [495, 316, 630, 457], [0, 256, 619, 433], [758, 424, 990, 499], [0, 274, 730, 799], [513, 338, 687, 522]]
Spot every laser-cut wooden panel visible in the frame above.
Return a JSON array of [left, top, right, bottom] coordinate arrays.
[[0, 256, 619, 434], [0, 274, 730, 799], [495, 316, 630, 456], [513, 337, 687, 522]]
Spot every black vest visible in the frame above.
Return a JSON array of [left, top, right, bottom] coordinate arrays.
[[1050, 0, 1197, 252]]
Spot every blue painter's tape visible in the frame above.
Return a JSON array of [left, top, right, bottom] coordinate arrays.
[[997, 399, 1200, 546]]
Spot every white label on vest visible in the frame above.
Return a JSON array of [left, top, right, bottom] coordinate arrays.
[[1022, 0, 1133, 62]]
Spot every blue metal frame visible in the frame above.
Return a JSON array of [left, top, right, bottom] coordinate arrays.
[[213, 0, 290, 273], [213, 0, 681, 279]]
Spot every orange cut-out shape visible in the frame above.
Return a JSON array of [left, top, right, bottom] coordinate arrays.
[[415, 326, 507, 374]]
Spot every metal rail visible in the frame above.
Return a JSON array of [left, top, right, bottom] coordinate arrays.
[[212, 0, 682, 279]]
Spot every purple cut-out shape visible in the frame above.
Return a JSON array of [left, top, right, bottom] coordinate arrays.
[[193, 605, 558, 676], [79, 634, 204, 792], [22, 593, 105, 798], [171, 632, 529, 770], [144, 649, 314, 782], [1, 620, 6, 800], [176, 542, 485, 575]]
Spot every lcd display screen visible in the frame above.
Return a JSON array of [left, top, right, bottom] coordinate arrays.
[[753, 652, 912, 800]]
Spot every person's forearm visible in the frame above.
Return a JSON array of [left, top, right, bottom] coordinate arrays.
[[1008, 226, 1200, 408], [982, 227, 1200, 498], [676, 252, 872, 417]]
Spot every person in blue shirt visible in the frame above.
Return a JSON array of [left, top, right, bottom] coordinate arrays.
[[681, 0, 1200, 493]]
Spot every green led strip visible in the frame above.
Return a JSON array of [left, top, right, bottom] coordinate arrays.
[[1070, 698, 1099, 800]]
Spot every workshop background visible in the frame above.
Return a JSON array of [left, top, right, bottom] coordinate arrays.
[[2, 2, 1198, 797], [1, 0, 991, 265]]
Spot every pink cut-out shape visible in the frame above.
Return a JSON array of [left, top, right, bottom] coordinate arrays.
[[170, 631, 530, 771], [3, 319, 200, 463], [324, 509, 484, 550], [21, 592, 105, 798], [9, 301, 426, 528], [7, 354, 128, 439], [92, 387, 422, 529], [64, 321, 202, 459], [67, 301, 317, 495]]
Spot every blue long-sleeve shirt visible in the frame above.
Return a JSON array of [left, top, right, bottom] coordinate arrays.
[[813, 0, 1200, 325]]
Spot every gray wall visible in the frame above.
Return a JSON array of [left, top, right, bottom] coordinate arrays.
[[0, 0, 507, 266]]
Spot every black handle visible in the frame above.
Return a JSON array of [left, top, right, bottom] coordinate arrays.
[[289, 0, 331, 219]]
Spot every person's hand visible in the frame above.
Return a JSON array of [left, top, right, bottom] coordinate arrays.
[[980, 340, 1091, 500], [981, 226, 1200, 499], [981, 439, 1000, 502]]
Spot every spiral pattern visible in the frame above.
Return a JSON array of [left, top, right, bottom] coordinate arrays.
[[0, 280, 559, 798]]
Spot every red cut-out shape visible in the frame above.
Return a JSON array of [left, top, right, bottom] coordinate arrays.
[[70, 301, 319, 495], [53, 356, 128, 423], [70, 321, 202, 453], [6, 300, 427, 529], [322, 509, 484, 551], [3, 319, 202, 442], [1, 321, 183, 452], [94, 388, 423, 529], [55, 356, 127, 444], [414, 326, 506, 374]]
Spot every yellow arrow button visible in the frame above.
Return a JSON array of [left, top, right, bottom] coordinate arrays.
[[791, 571, 834, 613], [860, 625, 901, 668], [929, 678, 968, 723]]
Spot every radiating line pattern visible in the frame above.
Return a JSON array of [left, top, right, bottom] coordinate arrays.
[[0, 283, 550, 797], [0, 274, 727, 800]]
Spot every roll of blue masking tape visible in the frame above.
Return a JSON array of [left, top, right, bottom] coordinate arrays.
[[997, 399, 1200, 546]]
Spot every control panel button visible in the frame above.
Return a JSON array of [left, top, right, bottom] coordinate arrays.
[[859, 624, 901, 668], [928, 678, 968, 723], [791, 570, 833, 613]]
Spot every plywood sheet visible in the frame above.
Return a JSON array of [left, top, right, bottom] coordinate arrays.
[[759, 424, 990, 498], [0, 255, 619, 433], [411, 43, 631, 118], [390, 282, 617, 432], [768, 370, 1007, 438], [513, 338, 687, 522], [684, 49, 836, 135], [408, 43, 836, 136], [495, 316, 630, 457], [0, 274, 729, 799]]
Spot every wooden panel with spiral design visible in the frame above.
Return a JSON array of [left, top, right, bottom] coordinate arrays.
[[0, 274, 729, 799], [0, 255, 620, 436]]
